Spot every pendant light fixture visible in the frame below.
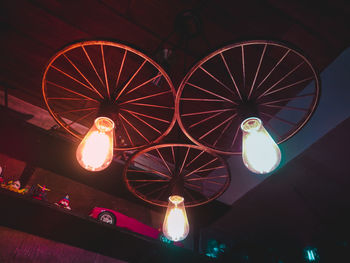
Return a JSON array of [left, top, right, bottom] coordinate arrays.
[[42, 40, 176, 170], [176, 40, 320, 174], [124, 144, 231, 241], [43, 39, 319, 242]]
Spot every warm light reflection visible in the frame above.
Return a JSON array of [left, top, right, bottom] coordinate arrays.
[[162, 195, 189, 242], [241, 117, 281, 174], [76, 117, 115, 171]]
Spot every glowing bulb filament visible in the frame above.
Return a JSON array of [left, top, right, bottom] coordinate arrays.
[[162, 195, 189, 242], [241, 117, 281, 174], [76, 117, 115, 172]]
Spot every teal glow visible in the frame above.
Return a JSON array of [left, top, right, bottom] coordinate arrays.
[[205, 239, 226, 258], [159, 234, 172, 244], [304, 247, 319, 262]]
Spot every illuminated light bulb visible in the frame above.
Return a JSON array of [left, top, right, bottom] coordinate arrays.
[[162, 195, 189, 242], [76, 117, 115, 171], [241, 117, 281, 174]]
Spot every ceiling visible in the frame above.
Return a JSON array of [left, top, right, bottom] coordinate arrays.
[[1, 0, 349, 106], [1, 0, 350, 238]]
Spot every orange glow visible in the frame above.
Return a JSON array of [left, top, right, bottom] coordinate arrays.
[[241, 117, 281, 174], [162, 195, 189, 242], [76, 117, 115, 171]]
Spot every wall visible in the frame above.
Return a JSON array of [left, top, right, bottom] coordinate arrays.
[[201, 117, 350, 261], [0, 226, 126, 263]]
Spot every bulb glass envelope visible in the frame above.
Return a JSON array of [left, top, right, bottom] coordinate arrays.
[[162, 195, 189, 242], [76, 117, 114, 171], [241, 117, 281, 174]]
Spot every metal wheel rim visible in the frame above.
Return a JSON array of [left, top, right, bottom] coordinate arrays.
[[42, 40, 176, 150], [176, 40, 320, 154]]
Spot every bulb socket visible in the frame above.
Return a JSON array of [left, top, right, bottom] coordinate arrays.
[[241, 117, 262, 132], [94, 117, 115, 132], [169, 195, 184, 205]]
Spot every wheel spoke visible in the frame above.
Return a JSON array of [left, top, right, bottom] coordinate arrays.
[[46, 81, 99, 102], [186, 175, 225, 186], [188, 165, 225, 174], [263, 77, 314, 97], [125, 72, 162, 95], [115, 60, 147, 101], [47, 97, 94, 101], [186, 175, 228, 181], [143, 152, 173, 174], [220, 52, 242, 100], [132, 160, 171, 179], [213, 117, 234, 147], [56, 107, 98, 115], [241, 45, 246, 90], [115, 49, 127, 90], [128, 179, 169, 182], [134, 182, 158, 189], [257, 61, 304, 100], [127, 102, 174, 109], [120, 108, 170, 123], [118, 115, 133, 147], [248, 44, 267, 100], [261, 104, 308, 112], [186, 82, 235, 104], [154, 184, 168, 201], [202, 180, 224, 186], [51, 65, 100, 96], [100, 45, 110, 99], [82, 46, 105, 88], [119, 113, 149, 143], [189, 111, 226, 129], [184, 182, 202, 190], [199, 66, 237, 100], [179, 147, 190, 176], [155, 148, 173, 176], [122, 109, 162, 134], [198, 113, 237, 140], [181, 108, 233, 117], [260, 112, 296, 126], [230, 124, 241, 148], [256, 49, 290, 90], [185, 150, 205, 169], [144, 184, 169, 197], [184, 157, 218, 178], [118, 90, 172, 105], [171, 146, 176, 165], [65, 109, 97, 128], [63, 54, 104, 99], [180, 97, 228, 102], [260, 93, 316, 106]]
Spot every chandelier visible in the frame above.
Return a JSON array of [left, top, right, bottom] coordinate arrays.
[[42, 40, 320, 241]]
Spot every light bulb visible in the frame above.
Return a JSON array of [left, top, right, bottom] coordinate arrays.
[[162, 195, 189, 242], [76, 117, 115, 171], [241, 117, 281, 174]]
